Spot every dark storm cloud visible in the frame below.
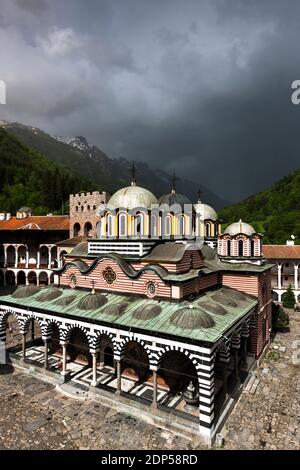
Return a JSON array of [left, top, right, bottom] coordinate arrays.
[[1, 0, 300, 202]]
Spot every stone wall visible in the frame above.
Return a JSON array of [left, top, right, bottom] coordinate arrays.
[[69, 191, 110, 238]]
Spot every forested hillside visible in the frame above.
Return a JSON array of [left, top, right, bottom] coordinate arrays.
[[0, 128, 93, 214], [219, 171, 300, 244]]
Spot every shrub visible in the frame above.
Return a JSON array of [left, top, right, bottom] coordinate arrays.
[[282, 284, 296, 309], [272, 302, 290, 331]]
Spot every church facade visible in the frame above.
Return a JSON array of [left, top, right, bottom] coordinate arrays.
[[0, 177, 272, 446]]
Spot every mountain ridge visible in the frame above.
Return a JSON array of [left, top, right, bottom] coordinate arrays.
[[0, 120, 229, 209]]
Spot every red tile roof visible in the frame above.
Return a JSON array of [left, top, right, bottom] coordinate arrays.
[[0, 215, 70, 231], [263, 244, 300, 260]]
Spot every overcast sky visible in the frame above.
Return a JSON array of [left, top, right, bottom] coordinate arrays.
[[1, 0, 300, 202]]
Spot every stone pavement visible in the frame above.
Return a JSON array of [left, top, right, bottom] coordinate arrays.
[[0, 366, 197, 450], [0, 310, 299, 450], [222, 310, 300, 450]]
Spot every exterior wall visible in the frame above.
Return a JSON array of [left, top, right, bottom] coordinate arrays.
[[182, 273, 219, 297], [59, 258, 172, 298], [70, 191, 109, 238], [221, 271, 272, 358], [267, 258, 300, 303]]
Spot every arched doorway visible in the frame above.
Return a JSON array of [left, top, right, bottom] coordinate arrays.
[[17, 270, 26, 285], [39, 271, 48, 286], [17, 245, 27, 267], [25, 318, 42, 345], [0, 245, 4, 266], [158, 350, 197, 394], [0, 270, 4, 285], [39, 246, 49, 268], [84, 222, 93, 238], [6, 246, 16, 267], [48, 323, 61, 355], [104, 346, 114, 367], [5, 312, 21, 350], [68, 328, 91, 366], [59, 250, 67, 268], [50, 246, 57, 268], [5, 270, 15, 286], [73, 223, 81, 237], [28, 271, 37, 285], [122, 341, 150, 382]]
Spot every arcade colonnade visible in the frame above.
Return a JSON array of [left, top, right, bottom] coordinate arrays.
[[0, 243, 58, 286], [0, 305, 255, 445]]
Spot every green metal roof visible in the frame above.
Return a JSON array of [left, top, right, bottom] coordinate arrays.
[[0, 286, 257, 345]]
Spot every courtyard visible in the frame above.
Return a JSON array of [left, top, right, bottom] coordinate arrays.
[[0, 311, 299, 450]]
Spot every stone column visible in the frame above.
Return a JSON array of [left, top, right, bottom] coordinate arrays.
[[91, 351, 98, 387], [116, 359, 121, 395], [243, 338, 248, 368], [44, 338, 49, 369], [61, 343, 68, 376], [151, 369, 158, 410], [47, 247, 51, 270], [37, 250, 40, 269], [25, 248, 29, 269], [4, 246, 7, 268], [294, 264, 299, 290], [14, 246, 18, 268], [278, 263, 282, 289], [22, 333, 26, 361], [234, 349, 239, 381]]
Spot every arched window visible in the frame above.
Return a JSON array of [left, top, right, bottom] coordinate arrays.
[[73, 223, 81, 237], [107, 215, 113, 237], [96, 220, 101, 238], [205, 222, 211, 237], [81, 206, 84, 212], [151, 214, 159, 237], [164, 215, 172, 237], [251, 239, 255, 257], [227, 240, 231, 256], [238, 240, 244, 257], [84, 222, 93, 237], [134, 213, 143, 236], [178, 215, 185, 236], [76, 206, 78, 212], [119, 213, 127, 237]]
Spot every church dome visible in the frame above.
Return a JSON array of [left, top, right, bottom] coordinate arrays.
[[225, 219, 256, 236], [159, 192, 192, 208], [170, 305, 215, 329], [194, 202, 218, 220], [107, 185, 158, 210]]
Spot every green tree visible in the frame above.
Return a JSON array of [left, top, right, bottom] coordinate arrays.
[[272, 302, 290, 331], [282, 284, 295, 309]]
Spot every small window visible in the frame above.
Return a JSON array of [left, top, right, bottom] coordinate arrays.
[[147, 281, 156, 298], [81, 206, 84, 212], [76, 206, 78, 212], [87, 205, 90, 211]]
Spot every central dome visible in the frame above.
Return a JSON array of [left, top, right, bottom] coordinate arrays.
[[159, 191, 192, 208], [108, 184, 158, 210]]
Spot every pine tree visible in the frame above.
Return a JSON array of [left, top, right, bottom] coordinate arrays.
[[282, 284, 295, 309]]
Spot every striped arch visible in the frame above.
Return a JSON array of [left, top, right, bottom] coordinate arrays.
[[0, 309, 23, 335], [116, 335, 152, 362], [154, 345, 201, 373], [241, 319, 250, 338], [22, 315, 45, 336], [60, 323, 92, 347], [91, 330, 117, 352], [43, 319, 63, 340]]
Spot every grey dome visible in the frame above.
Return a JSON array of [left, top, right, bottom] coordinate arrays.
[[132, 304, 162, 320], [159, 192, 192, 208], [36, 288, 63, 302], [12, 285, 40, 299], [194, 202, 218, 220], [170, 305, 215, 329], [105, 302, 128, 316], [198, 301, 227, 315], [70, 241, 88, 256], [225, 219, 256, 236], [78, 292, 108, 310], [108, 185, 158, 210], [55, 294, 77, 307]]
